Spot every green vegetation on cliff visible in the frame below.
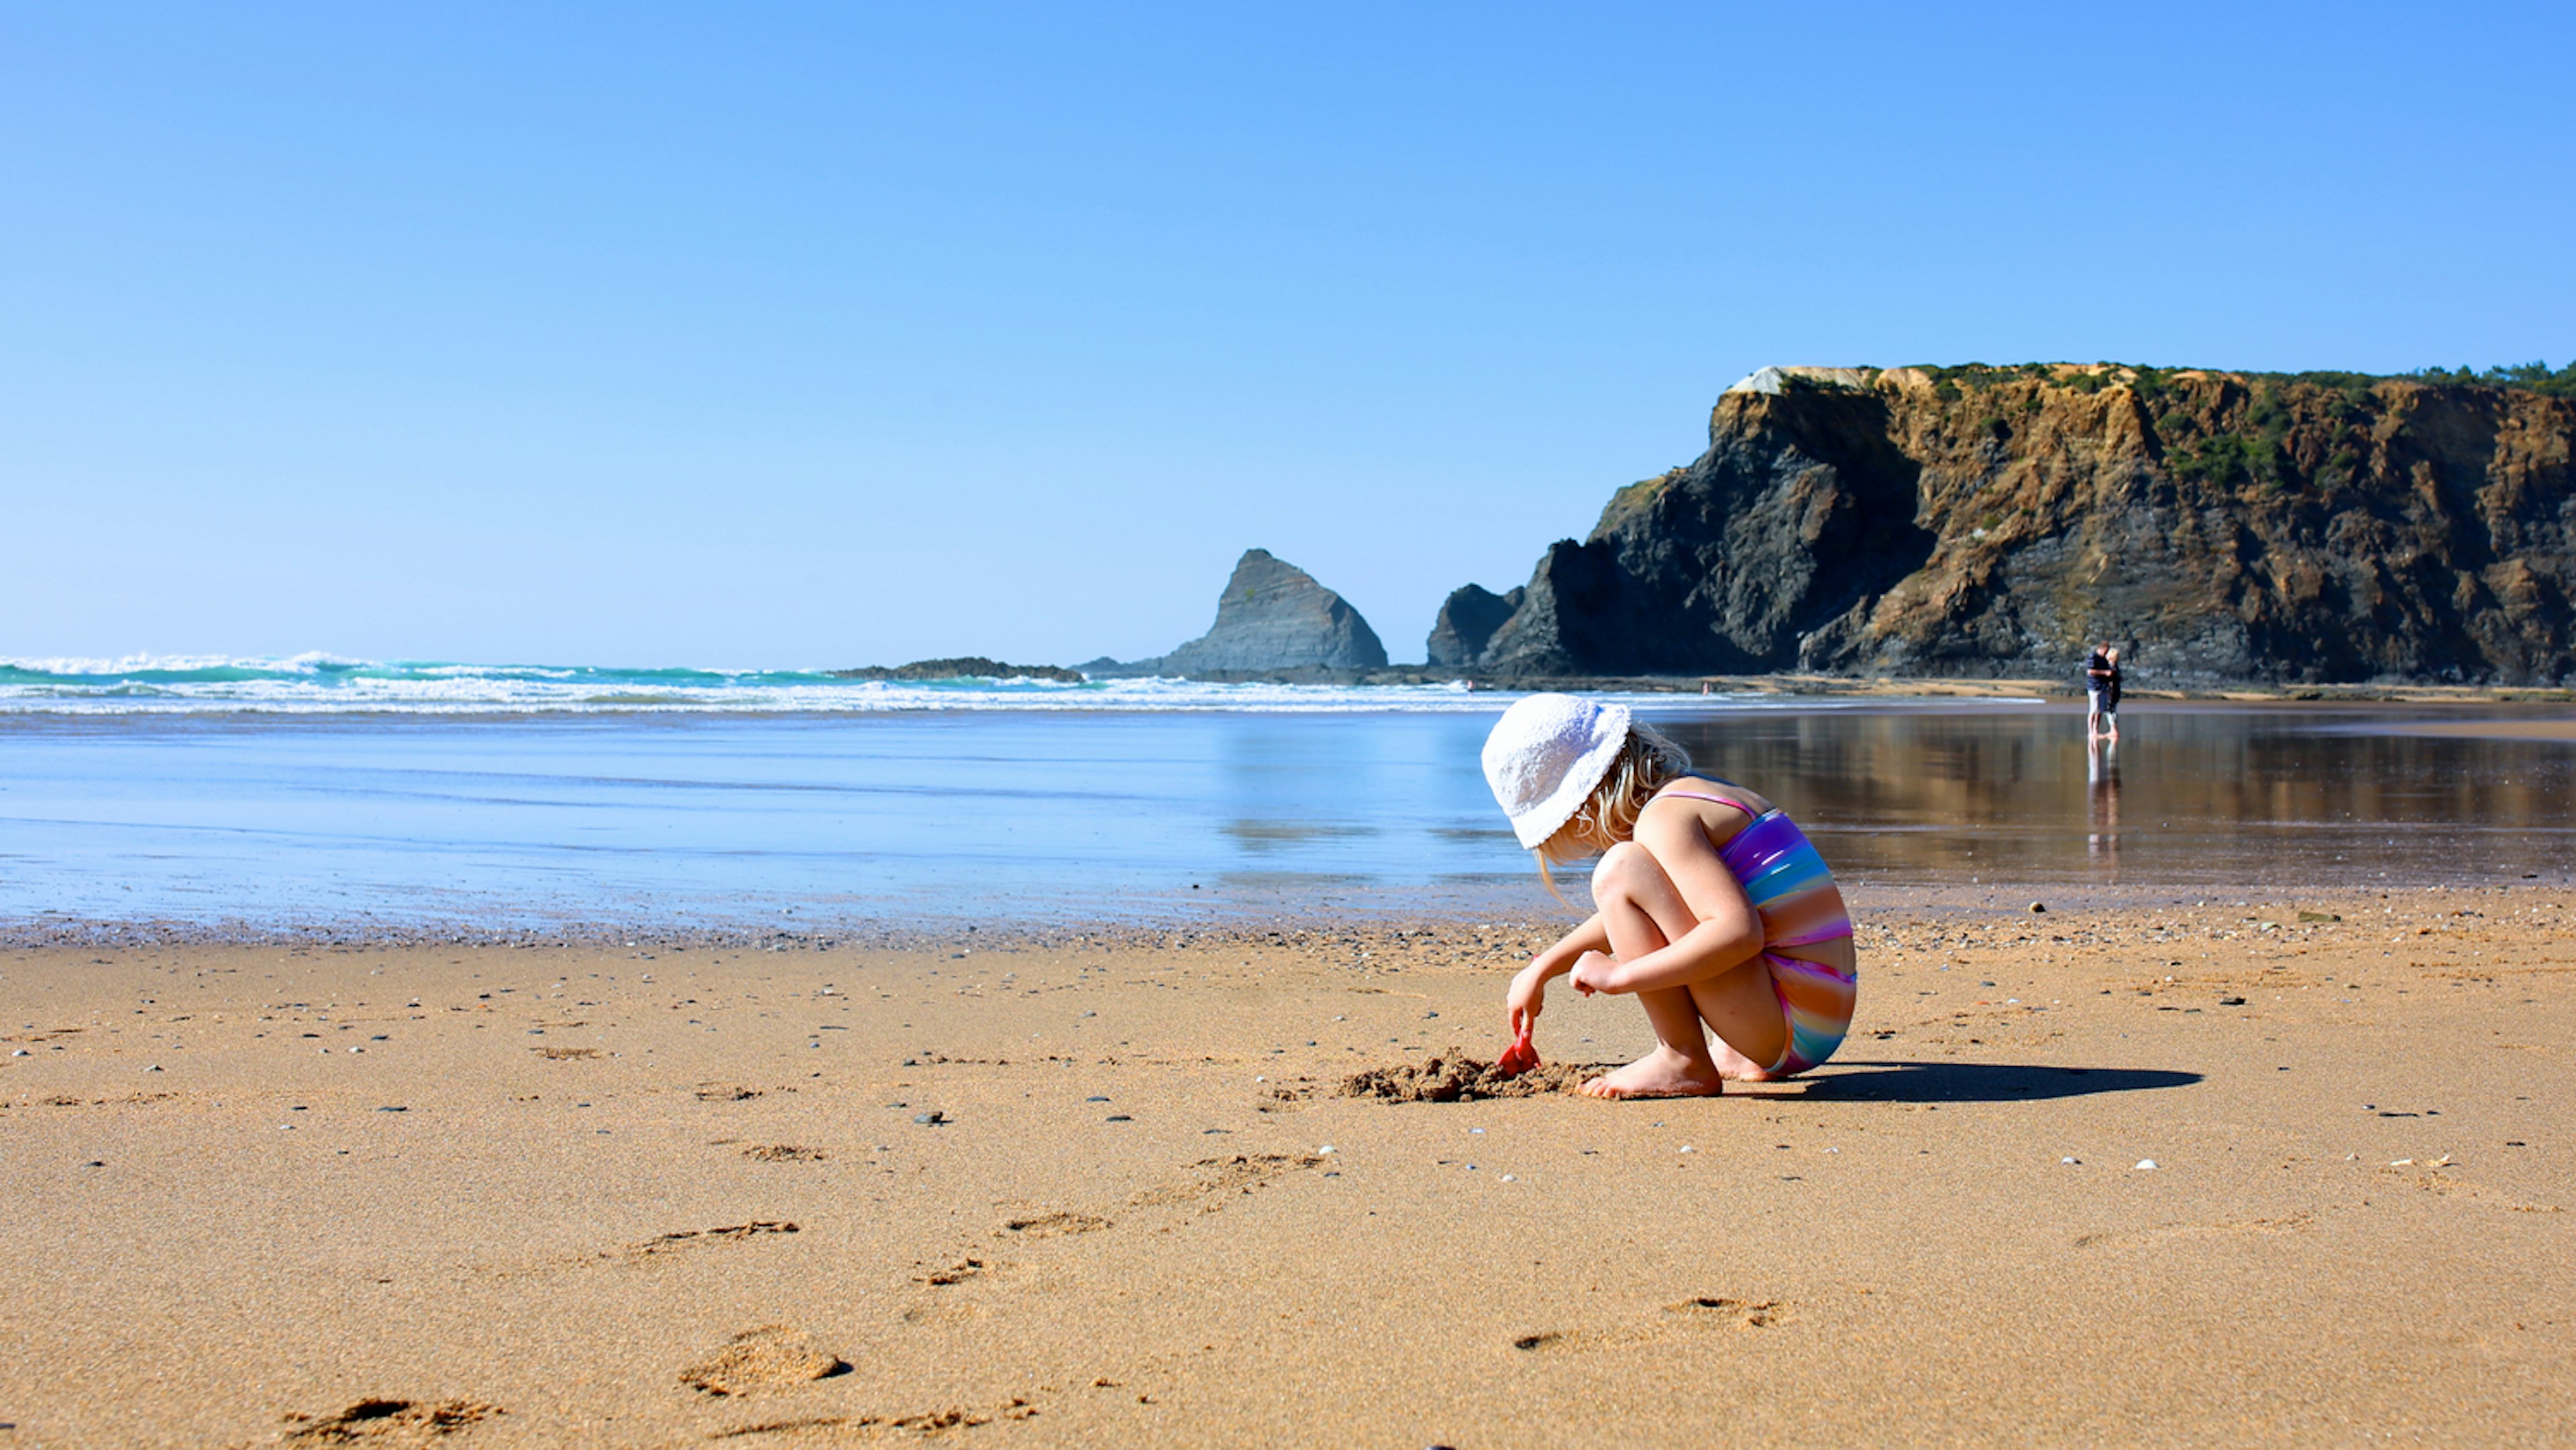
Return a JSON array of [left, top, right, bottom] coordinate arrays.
[[1454, 362, 2576, 684]]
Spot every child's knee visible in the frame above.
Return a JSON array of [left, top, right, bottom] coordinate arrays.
[[1591, 841, 1658, 897]]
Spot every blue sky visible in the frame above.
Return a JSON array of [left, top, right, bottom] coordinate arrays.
[[5, 3, 2570, 667]]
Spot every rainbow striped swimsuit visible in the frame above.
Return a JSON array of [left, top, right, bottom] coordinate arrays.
[[1662, 786, 1858, 1076]]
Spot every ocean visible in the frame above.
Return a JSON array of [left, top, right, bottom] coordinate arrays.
[[3, 656, 2571, 936]]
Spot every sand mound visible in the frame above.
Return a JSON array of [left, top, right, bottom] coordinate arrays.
[[679, 1326, 849, 1396], [1339, 1052, 1598, 1102]]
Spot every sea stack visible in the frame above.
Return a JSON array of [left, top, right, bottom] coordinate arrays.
[[1424, 583, 1523, 667], [1103, 549, 1388, 677]]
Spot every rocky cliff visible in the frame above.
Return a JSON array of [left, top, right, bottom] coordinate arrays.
[[1092, 548, 1388, 677], [1451, 365, 2576, 684], [1424, 583, 1523, 667]]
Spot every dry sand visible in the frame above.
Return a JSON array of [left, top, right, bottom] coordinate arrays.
[[5, 888, 2573, 1447]]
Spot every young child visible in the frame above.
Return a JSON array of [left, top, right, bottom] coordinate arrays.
[[1482, 693, 1858, 1098]]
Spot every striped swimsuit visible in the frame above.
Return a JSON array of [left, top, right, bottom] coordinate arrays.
[[1656, 783, 1858, 1076]]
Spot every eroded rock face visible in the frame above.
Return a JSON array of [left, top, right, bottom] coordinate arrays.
[[1118, 549, 1387, 676], [1460, 366, 2576, 684], [1424, 583, 1523, 667]]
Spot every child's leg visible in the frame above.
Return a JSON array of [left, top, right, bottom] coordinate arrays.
[[1578, 842, 1785, 1099]]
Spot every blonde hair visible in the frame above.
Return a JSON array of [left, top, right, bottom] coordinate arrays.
[[1533, 723, 1693, 894]]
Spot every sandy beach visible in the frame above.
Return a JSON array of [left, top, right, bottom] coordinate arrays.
[[5, 887, 2571, 1447]]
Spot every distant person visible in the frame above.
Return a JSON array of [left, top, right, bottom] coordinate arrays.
[[2102, 646, 2123, 741], [2085, 643, 2115, 740], [1479, 694, 1856, 1098]]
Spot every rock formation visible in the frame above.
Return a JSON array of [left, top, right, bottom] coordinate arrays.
[[830, 658, 1084, 683], [1093, 549, 1387, 677], [1424, 583, 1523, 666], [1452, 364, 2576, 684]]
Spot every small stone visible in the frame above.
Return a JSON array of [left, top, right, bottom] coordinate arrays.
[[912, 1111, 945, 1125], [1318, 1145, 1335, 1155], [376, 1105, 407, 1112], [1501, 1174, 1516, 1182], [2029, 902, 2047, 913], [1085, 1095, 1110, 1102], [2135, 1159, 2157, 1170], [1679, 1145, 1695, 1154], [2061, 1156, 2079, 1165], [146, 1064, 162, 1072], [1105, 1115, 1132, 1123]]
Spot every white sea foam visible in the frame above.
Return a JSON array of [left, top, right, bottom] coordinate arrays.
[[0, 656, 1509, 715], [0, 652, 2020, 715]]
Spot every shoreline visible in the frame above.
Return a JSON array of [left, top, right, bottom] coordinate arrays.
[[7, 886, 2571, 1444], [11, 878, 2572, 955], [5, 675, 2576, 719]]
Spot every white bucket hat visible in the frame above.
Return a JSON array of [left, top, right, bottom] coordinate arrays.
[[1481, 693, 1633, 849]]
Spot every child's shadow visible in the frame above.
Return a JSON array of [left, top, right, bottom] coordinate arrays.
[[1782, 1059, 2201, 1103]]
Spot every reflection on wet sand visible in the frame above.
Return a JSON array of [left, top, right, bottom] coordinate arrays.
[[1653, 704, 2576, 888], [2087, 733, 2119, 868]]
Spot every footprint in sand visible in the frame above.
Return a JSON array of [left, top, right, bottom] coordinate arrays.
[[2072, 1214, 2316, 1249], [627, 1221, 800, 1261], [916, 1256, 988, 1286], [1127, 1153, 1324, 1215], [994, 1154, 1320, 1249], [1665, 1295, 1786, 1329], [1511, 1296, 1792, 1353], [1004, 1211, 1110, 1238], [278, 1397, 502, 1443], [741, 1144, 827, 1162], [706, 1400, 1036, 1440], [679, 1327, 850, 1397]]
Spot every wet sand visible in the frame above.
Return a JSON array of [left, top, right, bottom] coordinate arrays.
[[5, 890, 2573, 1447]]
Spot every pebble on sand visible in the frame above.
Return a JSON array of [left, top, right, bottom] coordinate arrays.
[[2135, 1159, 2158, 1170]]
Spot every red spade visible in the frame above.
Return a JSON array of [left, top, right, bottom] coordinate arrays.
[[1495, 1022, 1540, 1078]]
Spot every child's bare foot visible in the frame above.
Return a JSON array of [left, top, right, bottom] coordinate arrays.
[[1710, 1037, 1776, 1083], [1580, 1045, 1723, 1099]]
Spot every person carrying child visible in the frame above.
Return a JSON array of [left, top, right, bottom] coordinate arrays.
[[1481, 694, 1858, 1098]]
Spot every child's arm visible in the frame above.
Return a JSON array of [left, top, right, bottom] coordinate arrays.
[[1508, 914, 1609, 1035], [1567, 811, 1768, 996]]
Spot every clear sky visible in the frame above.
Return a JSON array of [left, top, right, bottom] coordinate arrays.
[[5, 3, 2570, 668]]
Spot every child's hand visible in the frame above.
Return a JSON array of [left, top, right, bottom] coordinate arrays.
[[1569, 950, 1620, 996], [1507, 964, 1548, 1037]]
